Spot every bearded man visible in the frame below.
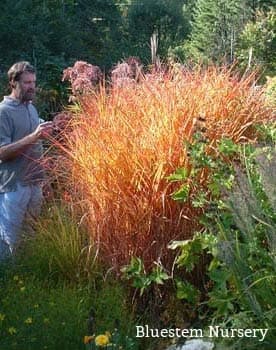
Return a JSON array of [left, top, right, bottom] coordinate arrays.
[[0, 61, 53, 258]]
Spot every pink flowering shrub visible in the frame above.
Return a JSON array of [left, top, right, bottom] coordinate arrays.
[[62, 61, 102, 97], [111, 56, 143, 87]]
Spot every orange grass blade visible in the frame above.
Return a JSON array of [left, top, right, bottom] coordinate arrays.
[[51, 65, 274, 271]]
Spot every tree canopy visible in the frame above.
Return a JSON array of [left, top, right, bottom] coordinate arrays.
[[0, 0, 274, 116]]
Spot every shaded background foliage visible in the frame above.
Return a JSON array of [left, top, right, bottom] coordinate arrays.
[[0, 0, 275, 118], [0, 0, 127, 117], [125, 0, 190, 61]]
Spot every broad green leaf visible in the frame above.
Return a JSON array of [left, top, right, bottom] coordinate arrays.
[[167, 167, 188, 182], [171, 184, 190, 202]]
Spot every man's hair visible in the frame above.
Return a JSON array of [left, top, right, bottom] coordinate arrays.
[[7, 61, 36, 84]]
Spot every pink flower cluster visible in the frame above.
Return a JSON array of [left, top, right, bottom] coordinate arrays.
[[111, 56, 143, 87], [62, 61, 102, 96]]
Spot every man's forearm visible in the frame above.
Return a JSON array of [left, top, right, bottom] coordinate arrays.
[[0, 133, 38, 162], [0, 121, 53, 162]]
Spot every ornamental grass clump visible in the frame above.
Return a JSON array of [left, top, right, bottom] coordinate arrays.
[[55, 65, 273, 271]]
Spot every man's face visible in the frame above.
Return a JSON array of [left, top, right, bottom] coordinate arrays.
[[13, 72, 36, 102]]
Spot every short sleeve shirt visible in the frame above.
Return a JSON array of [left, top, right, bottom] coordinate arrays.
[[0, 96, 44, 192]]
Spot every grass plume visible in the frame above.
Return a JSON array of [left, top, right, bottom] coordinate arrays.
[[52, 65, 274, 271]]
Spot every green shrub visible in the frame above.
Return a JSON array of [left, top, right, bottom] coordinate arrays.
[[167, 124, 276, 348], [264, 76, 276, 108]]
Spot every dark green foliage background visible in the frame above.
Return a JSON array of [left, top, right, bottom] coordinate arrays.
[[0, 0, 275, 117]]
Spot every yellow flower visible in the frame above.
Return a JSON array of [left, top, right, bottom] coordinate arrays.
[[95, 334, 110, 347], [20, 286, 26, 292], [24, 317, 33, 324], [0, 313, 5, 321], [34, 304, 39, 308], [8, 327, 17, 335], [83, 335, 94, 344]]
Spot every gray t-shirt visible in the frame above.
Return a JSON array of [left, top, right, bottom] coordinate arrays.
[[0, 96, 44, 193]]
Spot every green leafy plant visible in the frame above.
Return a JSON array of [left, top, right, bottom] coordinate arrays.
[[264, 76, 276, 108], [121, 257, 169, 296], [121, 253, 201, 308], [168, 125, 276, 348], [236, 9, 276, 76]]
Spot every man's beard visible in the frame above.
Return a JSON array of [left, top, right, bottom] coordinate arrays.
[[19, 89, 36, 102]]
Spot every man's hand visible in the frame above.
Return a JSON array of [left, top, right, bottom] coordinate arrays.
[[34, 121, 54, 139]]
